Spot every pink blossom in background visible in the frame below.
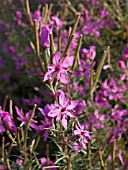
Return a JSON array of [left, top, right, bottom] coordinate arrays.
[[39, 25, 52, 49], [111, 104, 127, 121], [122, 44, 128, 61], [108, 128, 122, 143], [16, 158, 23, 166], [0, 110, 17, 133], [118, 60, 126, 70], [32, 10, 42, 28], [40, 157, 57, 170], [102, 78, 125, 102], [15, 106, 37, 130], [118, 151, 125, 166], [51, 16, 64, 30], [100, 10, 109, 18], [0, 164, 6, 170], [25, 46, 31, 54], [81, 46, 96, 61], [16, 11, 22, 25]]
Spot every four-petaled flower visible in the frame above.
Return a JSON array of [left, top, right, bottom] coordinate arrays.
[[48, 91, 78, 129], [44, 52, 74, 84], [15, 106, 37, 130], [74, 123, 91, 148]]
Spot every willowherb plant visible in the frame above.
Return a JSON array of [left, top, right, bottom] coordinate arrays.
[[0, 0, 128, 170]]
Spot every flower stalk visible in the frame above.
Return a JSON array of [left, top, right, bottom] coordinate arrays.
[[50, 33, 55, 63], [42, 48, 48, 72], [92, 49, 108, 93], [111, 141, 116, 170], [34, 19, 45, 74], [98, 148, 106, 170], [24, 104, 37, 147], [3, 95, 8, 111], [25, 0, 33, 27], [72, 35, 83, 71]]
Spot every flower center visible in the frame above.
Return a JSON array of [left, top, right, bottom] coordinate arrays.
[[81, 131, 85, 135], [55, 65, 60, 71], [61, 107, 66, 112]]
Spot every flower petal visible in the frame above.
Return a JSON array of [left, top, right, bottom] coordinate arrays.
[[15, 106, 24, 119], [67, 100, 78, 110], [74, 130, 80, 135], [59, 91, 67, 106], [48, 108, 60, 117], [53, 52, 60, 65], [44, 69, 55, 82], [62, 115, 67, 129], [62, 56, 74, 67], [59, 71, 70, 84]]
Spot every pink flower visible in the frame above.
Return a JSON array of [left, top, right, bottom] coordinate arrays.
[[90, 110, 108, 129], [15, 106, 37, 129], [16, 11, 22, 19], [74, 100, 86, 115], [102, 78, 125, 102], [118, 151, 125, 166], [25, 46, 31, 54], [74, 123, 91, 148], [108, 128, 122, 143], [16, 158, 22, 165], [0, 164, 6, 170], [33, 105, 53, 141], [111, 105, 127, 121], [81, 46, 96, 61], [0, 110, 17, 133], [100, 10, 109, 18], [51, 16, 64, 30], [122, 44, 128, 61], [44, 52, 74, 84], [48, 91, 78, 129], [32, 10, 42, 28], [39, 25, 52, 49], [72, 142, 82, 152], [16, 11, 22, 26], [118, 60, 126, 70], [71, 81, 85, 95], [40, 157, 57, 170]]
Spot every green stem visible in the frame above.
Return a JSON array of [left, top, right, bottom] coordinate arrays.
[[58, 29, 61, 52], [26, 0, 33, 27], [92, 49, 108, 93], [98, 148, 106, 170], [87, 142, 93, 170], [68, 13, 80, 40], [63, 13, 80, 56], [3, 95, 8, 111], [50, 33, 55, 63], [24, 104, 37, 147], [72, 35, 83, 71], [9, 100, 13, 118], [111, 141, 116, 170], [42, 49, 48, 72], [63, 34, 74, 56], [34, 20, 45, 74]]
